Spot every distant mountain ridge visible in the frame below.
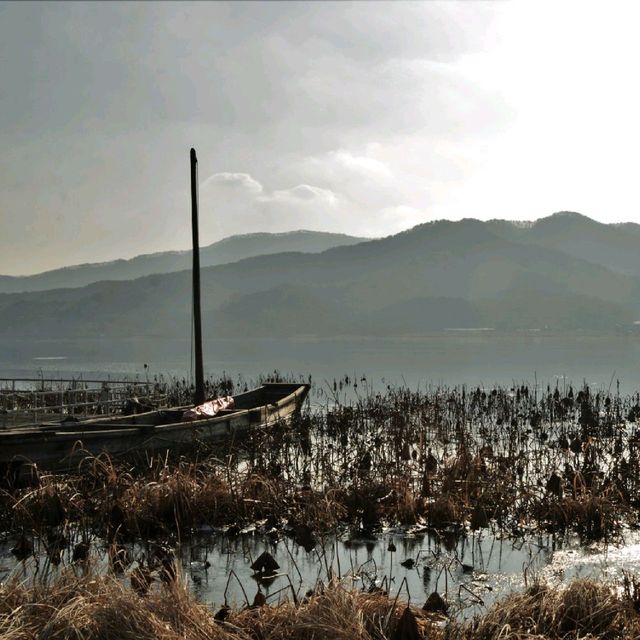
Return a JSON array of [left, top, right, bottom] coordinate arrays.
[[0, 211, 639, 339], [0, 230, 367, 293], [488, 211, 640, 278]]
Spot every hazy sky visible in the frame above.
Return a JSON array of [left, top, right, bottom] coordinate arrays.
[[2, 1, 640, 275]]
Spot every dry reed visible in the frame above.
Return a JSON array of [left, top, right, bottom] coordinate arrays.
[[4, 379, 640, 544], [0, 566, 433, 640], [1, 565, 640, 640]]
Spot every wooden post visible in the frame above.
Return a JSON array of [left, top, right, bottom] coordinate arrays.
[[191, 148, 205, 405]]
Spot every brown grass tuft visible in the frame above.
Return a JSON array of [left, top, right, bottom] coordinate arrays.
[[2, 564, 640, 640], [0, 563, 440, 640], [456, 578, 640, 639]]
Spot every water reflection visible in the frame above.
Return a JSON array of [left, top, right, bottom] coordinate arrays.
[[3, 528, 640, 618], [171, 528, 558, 617]]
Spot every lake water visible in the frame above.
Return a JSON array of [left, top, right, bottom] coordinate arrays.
[[1, 334, 640, 394]]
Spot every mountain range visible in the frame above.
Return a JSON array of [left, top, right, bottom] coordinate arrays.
[[0, 230, 366, 294], [0, 212, 639, 339]]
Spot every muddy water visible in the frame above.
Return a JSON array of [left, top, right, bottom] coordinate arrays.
[[4, 527, 637, 619]]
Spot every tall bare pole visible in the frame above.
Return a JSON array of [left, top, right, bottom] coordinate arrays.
[[190, 148, 205, 404]]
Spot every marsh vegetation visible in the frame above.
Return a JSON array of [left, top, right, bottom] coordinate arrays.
[[3, 374, 640, 638]]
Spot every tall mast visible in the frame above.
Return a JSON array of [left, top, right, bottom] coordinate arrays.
[[190, 148, 205, 404]]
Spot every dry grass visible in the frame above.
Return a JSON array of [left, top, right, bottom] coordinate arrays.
[[0, 570, 231, 640], [451, 578, 640, 640], [1, 566, 640, 640], [5, 380, 640, 543], [0, 567, 432, 640]]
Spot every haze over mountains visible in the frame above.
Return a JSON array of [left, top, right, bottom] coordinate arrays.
[[0, 231, 366, 294], [1, 212, 639, 340]]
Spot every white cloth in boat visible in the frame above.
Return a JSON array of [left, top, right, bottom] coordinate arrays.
[[182, 396, 235, 421]]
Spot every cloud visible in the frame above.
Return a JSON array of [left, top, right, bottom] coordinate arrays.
[[201, 172, 264, 193], [295, 147, 401, 213], [193, 172, 347, 242], [9, 2, 640, 272], [327, 150, 392, 177], [196, 166, 426, 242], [1, 2, 509, 273], [266, 184, 338, 206]]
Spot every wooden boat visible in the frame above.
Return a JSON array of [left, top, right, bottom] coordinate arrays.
[[0, 151, 311, 477], [0, 382, 309, 473]]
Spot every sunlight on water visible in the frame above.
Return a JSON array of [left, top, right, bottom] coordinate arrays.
[[540, 531, 640, 585]]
